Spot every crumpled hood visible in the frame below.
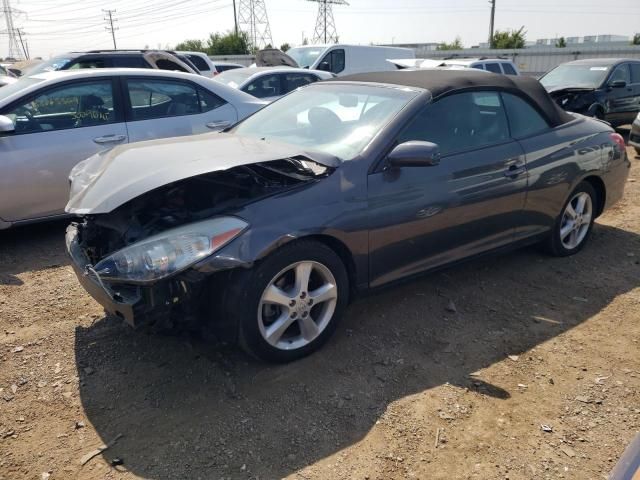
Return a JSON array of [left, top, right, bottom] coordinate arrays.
[[66, 133, 339, 215]]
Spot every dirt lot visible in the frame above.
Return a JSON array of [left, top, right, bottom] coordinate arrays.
[[1, 145, 639, 480]]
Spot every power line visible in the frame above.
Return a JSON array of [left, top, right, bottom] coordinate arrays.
[[307, 0, 348, 44], [103, 8, 117, 49]]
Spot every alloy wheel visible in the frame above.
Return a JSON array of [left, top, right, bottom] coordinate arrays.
[[257, 261, 338, 351], [560, 192, 593, 250]]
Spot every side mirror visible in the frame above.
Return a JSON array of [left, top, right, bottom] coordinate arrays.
[[610, 80, 627, 88], [318, 61, 331, 72], [0, 115, 15, 133], [387, 141, 441, 167]]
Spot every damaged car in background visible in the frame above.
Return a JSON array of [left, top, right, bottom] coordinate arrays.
[[66, 71, 630, 362]]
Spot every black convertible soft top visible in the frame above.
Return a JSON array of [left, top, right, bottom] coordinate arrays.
[[334, 69, 574, 127]]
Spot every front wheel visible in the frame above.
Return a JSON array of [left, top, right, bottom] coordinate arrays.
[[225, 240, 349, 362], [545, 182, 597, 257]]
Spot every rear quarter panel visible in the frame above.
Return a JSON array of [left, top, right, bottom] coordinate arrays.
[[515, 116, 621, 240]]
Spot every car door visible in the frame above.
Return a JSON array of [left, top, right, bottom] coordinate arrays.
[[0, 78, 127, 222], [605, 63, 635, 124], [368, 90, 527, 287], [124, 77, 237, 143], [241, 73, 284, 101], [628, 62, 640, 119]]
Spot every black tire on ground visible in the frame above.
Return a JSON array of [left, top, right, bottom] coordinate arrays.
[[223, 240, 349, 363], [545, 181, 598, 257]]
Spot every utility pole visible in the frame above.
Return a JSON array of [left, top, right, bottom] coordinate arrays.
[[488, 0, 496, 48], [307, 0, 348, 45], [16, 27, 28, 59], [1, 0, 24, 59], [103, 9, 118, 49], [232, 0, 238, 35], [237, 0, 273, 51]]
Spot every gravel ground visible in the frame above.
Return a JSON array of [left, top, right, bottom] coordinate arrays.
[[0, 145, 639, 480]]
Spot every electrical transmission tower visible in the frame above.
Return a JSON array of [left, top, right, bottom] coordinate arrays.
[[1, 0, 24, 59], [237, 0, 273, 51], [103, 9, 118, 49], [308, 0, 348, 44]]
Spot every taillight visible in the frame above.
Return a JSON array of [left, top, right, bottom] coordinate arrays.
[[610, 132, 626, 152]]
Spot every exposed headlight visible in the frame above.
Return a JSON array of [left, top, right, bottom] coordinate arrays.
[[93, 217, 248, 283]]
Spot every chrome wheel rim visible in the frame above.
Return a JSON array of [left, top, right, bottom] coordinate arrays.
[[258, 261, 338, 351], [560, 192, 593, 250]]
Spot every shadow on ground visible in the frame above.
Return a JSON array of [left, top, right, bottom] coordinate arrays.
[[0, 220, 70, 285], [73, 221, 640, 479]]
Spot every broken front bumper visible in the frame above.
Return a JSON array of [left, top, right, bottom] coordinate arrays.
[[66, 225, 175, 328]]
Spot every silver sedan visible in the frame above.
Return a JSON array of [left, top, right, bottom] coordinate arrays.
[[0, 68, 266, 229]]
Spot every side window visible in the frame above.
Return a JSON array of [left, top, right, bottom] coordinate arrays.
[[471, 64, 485, 71], [112, 57, 150, 68], [127, 79, 200, 120], [2, 81, 115, 134], [501, 92, 549, 138], [631, 63, 640, 84], [283, 73, 319, 93], [319, 49, 345, 74], [502, 63, 517, 76], [396, 91, 509, 155], [242, 74, 282, 98], [155, 59, 189, 73], [485, 63, 502, 74], [198, 88, 226, 112], [187, 55, 210, 72], [609, 64, 630, 84], [68, 58, 108, 69]]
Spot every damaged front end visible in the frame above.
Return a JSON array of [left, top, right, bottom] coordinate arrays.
[[66, 157, 333, 331]]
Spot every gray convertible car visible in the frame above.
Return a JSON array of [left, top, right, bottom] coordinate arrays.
[[66, 70, 630, 362]]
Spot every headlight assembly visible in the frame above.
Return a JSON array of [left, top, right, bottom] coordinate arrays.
[[92, 217, 248, 283]]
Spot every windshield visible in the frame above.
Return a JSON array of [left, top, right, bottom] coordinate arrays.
[[232, 83, 418, 161], [287, 47, 325, 68], [0, 77, 44, 103], [540, 64, 609, 89], [214, 69, 253, 88], [25, 56, 73, 75]]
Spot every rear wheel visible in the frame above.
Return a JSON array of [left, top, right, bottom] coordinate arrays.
[[225, 241, 348, 362], [545, 182, 597, 257]]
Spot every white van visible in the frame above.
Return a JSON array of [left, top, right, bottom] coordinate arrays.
[[285, 44, 415, 76]]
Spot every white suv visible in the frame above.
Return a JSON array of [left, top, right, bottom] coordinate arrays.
[[442, 58, 520, 76]]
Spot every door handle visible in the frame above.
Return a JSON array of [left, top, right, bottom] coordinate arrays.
[[504, 159, 526, 178], [93, 134, 126, 145], [206, 121, 231, 130]]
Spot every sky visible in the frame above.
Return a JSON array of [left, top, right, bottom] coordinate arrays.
[[1, 0, 639, 59]]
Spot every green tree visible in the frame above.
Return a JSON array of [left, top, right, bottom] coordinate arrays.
[[437, 36, 463, 51], [206, 31, 250, 55], [555, 37, 566, 48], [174, 39, 206, 52], [491, 27, 526, 49], [632, 33, 640, 45], [280, 43, 291, 52]]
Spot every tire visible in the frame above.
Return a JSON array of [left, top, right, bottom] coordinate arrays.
[[593, 108, 605, 121], [224, 240, 349, 363], [635, 147, 640, 156], [545, 181, 597, 257]]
